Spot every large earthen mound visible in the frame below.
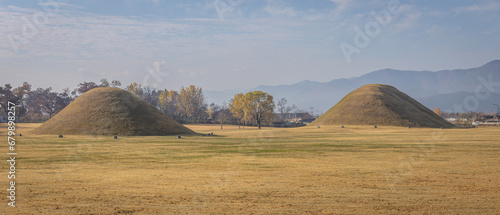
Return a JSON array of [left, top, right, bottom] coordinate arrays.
[[35, 87, 194, 135], [311, 84, 454, 128]]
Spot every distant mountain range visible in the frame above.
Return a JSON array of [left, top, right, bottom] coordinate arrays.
[[205, 60, 500, 114]]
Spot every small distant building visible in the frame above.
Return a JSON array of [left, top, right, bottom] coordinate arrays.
[[301, 113, 316, 123], [471, 115, 499, 126], [483, 118, 500, 125], [275, 112, 315, 123]]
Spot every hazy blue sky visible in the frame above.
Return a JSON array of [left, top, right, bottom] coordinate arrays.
[[1, 0, 499, 92]]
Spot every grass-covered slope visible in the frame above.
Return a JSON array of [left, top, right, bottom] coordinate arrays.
[[311, 84, 454, 128], [34, 87, 194, 135]]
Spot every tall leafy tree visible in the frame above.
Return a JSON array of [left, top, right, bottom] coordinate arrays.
[[111, 80, 122, 87], [434, 107, 442, 116], [73, 81, 99, 96], [59, 88, 74, 107], [179, 85, 207, 122], [100, 79, 110, 87], [126, 82, 143, 97], [13, 82, 32, 118], [241, 91, 275, 129], [142, 85, 159, 107], [229, 93, 245, 128], [30, 87, 67, 118], [159, 89, 181, 121], [0, 84, 19, 117]]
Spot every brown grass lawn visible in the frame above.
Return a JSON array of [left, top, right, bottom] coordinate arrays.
[[1, 123, 499, 214]]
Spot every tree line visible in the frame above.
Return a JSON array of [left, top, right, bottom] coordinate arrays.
[[1, 80, 304, 129], [132, 84, 277, 128], [0, 79, 121, 122]]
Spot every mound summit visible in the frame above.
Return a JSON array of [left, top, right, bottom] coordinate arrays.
[[35, 87, 194, 136], [311, 84, 454, 128]]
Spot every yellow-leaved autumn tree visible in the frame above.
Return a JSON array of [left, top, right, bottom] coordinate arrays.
[[240, 91, 275, 129], [229, 93, 245, 128], [434, 107, 442, 116], [126, 82, 143, 96], [179, 85, 206, 122], [159, 89, 180, 121]]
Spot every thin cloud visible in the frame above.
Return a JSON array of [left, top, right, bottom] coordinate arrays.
[[453, 1, 500, 14], [329, 0, 351, 16], [394, 12, 421, 31], [0, 6, 203, 60], [264, 0, 297, 17]]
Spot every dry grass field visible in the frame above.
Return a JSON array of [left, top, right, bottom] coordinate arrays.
[[1, 123, 500, 214]]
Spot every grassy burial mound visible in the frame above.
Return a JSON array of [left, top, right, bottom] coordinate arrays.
[[311, 84, 454, 128], [35, 87, 194, 136]]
